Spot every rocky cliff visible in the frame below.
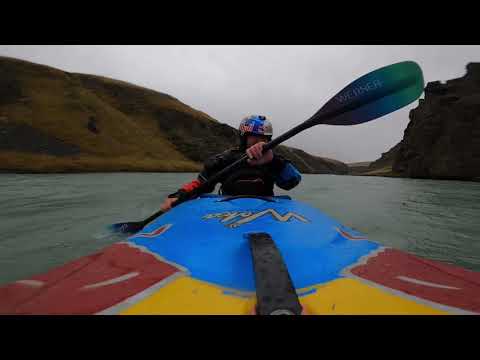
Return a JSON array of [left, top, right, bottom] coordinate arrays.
[[365, 63, 480, 181], [0, 56, 348, 174], [393, 63, 480, 180]]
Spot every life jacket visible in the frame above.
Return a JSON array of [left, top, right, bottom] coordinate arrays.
[[219, 166, 275, 196], [201, 148, 280, 196], [172, 149, 297, 199]]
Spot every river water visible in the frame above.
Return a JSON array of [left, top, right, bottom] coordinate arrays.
[[1, 173, 479, 285]]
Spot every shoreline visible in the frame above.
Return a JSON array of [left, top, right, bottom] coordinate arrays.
[[1, 169, 479, 183], [349, 172, 480, 183]]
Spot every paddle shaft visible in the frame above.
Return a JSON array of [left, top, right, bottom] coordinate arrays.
[[167, 114, 328, 210], [118, 61, 425, 231], [136, 77, 418, 226], [158, 106, 351, 217]]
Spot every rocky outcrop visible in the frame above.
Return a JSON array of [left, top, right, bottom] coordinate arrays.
[[0, 67, 22, 106], [369, 143, 401, 171], [0, 122, 81, 156], [152, 108, 239, 163], [392, 63, 480, 180]]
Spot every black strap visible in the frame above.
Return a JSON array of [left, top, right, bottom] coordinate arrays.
[[217, 195, 276, 202], [248, 232, 303, 315]]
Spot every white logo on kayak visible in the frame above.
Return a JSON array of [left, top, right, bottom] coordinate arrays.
[[134, 223, 173, 238], [203, 209, 309, 228]]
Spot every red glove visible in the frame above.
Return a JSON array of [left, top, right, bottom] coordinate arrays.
[[181, 179, 202, 192]]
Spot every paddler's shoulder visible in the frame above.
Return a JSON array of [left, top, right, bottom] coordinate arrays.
[[204, 148, 241, 169]]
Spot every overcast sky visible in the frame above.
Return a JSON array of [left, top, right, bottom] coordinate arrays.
[[1, 45, 479, 163]]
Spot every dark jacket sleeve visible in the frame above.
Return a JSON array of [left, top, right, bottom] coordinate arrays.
[[268, 154, 302, 190], [168, 150, 235, 198]]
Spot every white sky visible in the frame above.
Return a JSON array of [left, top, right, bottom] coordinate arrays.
[[1, 45, 479, 163]]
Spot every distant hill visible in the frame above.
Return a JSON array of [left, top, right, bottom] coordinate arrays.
[[347, 161, 371, 167], [0, 56, 348, 174], [347, 161, 372, 175]]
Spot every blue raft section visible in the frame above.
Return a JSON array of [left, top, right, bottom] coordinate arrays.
[[128, 195, 380, 292]]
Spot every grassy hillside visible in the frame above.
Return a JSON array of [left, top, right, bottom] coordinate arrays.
[[0, 55, 347, 174], [0, 56, 205, 172]]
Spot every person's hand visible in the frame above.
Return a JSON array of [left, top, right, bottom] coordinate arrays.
[[160, 197, 178, 212], [246, 142, 273, 166]]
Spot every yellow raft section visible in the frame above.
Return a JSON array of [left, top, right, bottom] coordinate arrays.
[[119, 275, 447, 315]]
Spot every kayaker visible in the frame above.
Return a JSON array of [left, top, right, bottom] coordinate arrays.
[[160, 115, 302, 212]]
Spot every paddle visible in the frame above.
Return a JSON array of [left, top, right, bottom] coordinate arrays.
[[110, 61, 424, 235]]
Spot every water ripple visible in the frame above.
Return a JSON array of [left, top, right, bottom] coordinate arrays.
[[1, 172, 480, 285]]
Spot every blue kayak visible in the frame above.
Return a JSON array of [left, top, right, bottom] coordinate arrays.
[[1, 195, 480, 314]]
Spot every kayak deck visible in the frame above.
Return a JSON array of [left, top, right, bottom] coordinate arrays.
[[1, 195, 479, 315]]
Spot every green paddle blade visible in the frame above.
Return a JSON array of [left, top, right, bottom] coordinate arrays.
[[314, 61, 425, 126], [110, 61, 425, 232]]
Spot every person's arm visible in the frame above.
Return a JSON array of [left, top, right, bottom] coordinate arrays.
[[160, 150, 233, 211], [244, 142, 302, 190], [269, 155, 302, 190]]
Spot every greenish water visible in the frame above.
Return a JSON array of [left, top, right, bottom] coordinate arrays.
[[1, 173, 480, 285]]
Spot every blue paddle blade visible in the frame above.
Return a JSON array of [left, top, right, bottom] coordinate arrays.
[[314, 61, 425, 126]]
